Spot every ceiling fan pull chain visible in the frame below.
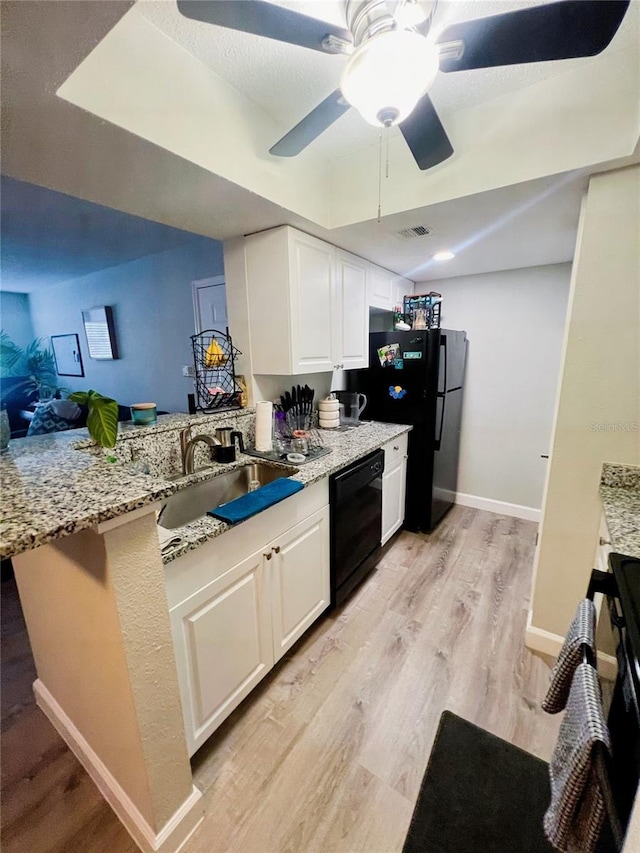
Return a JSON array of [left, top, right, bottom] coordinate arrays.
[[385, 124, 390, 179], [377, 127, 383, 223]]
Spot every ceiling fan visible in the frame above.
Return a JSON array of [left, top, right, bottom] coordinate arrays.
[[176, 0, 630, 170]]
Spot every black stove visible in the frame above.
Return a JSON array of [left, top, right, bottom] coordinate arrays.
[[606, 553, 640, 837]]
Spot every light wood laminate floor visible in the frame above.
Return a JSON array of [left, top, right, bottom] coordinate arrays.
[[1, 507, 560, 852]]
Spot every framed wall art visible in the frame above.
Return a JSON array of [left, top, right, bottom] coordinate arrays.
[[51, 334, 84, 377], [82, 305, 118, 360]]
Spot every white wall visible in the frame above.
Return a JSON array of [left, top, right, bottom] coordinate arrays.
[[28, 240, 224, 413], [529, 166, 640, 646], [430, 263, 571, 515]]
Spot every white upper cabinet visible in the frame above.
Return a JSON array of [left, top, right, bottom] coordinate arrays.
[[245, 226, 369, 374], [368, 266, 395, 310], [368, 267, 414, 312], [334, 250, 369, 370], [393, 276, 414, 310]]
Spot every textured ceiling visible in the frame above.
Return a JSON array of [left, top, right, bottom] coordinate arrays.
[[137, 0, 637, 160], [1, 0, 638, 285], [0, 176, 218, 292]]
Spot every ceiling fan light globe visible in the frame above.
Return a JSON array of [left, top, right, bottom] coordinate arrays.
[[340, 29, 438, 127]]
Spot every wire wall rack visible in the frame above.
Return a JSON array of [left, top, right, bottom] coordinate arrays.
[[402, 291, 442, 329], [190, 328, 243, 413]]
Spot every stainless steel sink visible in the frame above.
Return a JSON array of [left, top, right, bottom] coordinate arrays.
[[157, 462, 299, 530]]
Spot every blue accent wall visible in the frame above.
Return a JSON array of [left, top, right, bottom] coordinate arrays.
[[28, 241, 225, 412]]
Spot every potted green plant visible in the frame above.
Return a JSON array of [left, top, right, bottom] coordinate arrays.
[[68, 390, 119, 451]]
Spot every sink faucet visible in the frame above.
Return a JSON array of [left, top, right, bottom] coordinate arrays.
[[179, 425, 221, 475]]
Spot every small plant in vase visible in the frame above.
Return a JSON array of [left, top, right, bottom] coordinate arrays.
[[68, 390, 119, 460]]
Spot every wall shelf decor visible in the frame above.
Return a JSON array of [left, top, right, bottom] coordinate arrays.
[[51, 333, 84, 377], [191, 328, 242, 413], [82, 306, 118, 360]]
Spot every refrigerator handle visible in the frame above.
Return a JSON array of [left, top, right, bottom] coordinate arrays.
[[435, 336, 447, 450], [438, 334, 447, 395], [435, 393, 446, 450]]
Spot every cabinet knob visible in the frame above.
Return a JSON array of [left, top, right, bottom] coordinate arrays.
[[272, 545, 281, 554], [599, 537, 611, 547], [393, 445, 399, 451], [264, 551, 272, 560]]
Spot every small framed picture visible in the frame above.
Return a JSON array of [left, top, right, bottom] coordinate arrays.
[[82, 305, 118, 360], [51, 334, 84, 377]]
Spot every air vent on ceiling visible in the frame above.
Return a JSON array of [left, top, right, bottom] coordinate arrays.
[[398, 225, 432, 239]]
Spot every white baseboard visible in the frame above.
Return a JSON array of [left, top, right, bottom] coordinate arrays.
[[34, 680, 204, 853], [455, 492, 541, 522], [525, 617, 618, 681]]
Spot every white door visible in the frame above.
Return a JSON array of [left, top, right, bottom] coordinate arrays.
[[335, 251, 369, 370], [193, 276, 228, 333], [289, 232, 335, 373], [382, 458, 407, 545], [270, 506, 330, 662], [170, 548, 273, 755]]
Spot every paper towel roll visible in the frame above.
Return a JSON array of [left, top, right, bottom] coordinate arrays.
[[255, 401, 273, 451]]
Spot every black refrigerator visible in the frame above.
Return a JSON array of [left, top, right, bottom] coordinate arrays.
[[347, 328, 467, 532]]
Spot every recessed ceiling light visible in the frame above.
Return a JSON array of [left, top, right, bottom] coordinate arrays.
[[433, 250, 455, 261]]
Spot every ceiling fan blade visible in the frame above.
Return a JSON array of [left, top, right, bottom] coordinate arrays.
[[177, 1, 352, 53], [270, 90, 351, 157], [437, 0, 630, 72], [399, 93, 453, 171]]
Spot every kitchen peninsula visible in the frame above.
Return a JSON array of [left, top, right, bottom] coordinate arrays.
[[0, 411, 411, 853]]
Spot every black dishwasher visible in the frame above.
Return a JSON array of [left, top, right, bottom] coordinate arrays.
[[330, 449, 384, 606]]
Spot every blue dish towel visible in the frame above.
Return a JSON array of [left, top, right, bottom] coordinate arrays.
[[208, 477, 304, 524]]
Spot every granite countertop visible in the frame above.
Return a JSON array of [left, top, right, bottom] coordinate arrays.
[[600, 462, 640, 560], [157, 420, 412, 564], [0, 420, 411, 562]]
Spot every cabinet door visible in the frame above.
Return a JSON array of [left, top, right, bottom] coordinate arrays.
[[393, 276, 413, 310], [270, 506, 330, 662], [369, 266, 394, 310], [289, 231, 336, 373], [335, 251, 369, 370], [382, 458, 407, 546], [170, 549, 274, 755]]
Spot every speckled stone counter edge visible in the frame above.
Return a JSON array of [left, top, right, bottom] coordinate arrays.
[[1, 417, 411, 562], [601, 462, 640, 490], [600, 462, 640, 560]]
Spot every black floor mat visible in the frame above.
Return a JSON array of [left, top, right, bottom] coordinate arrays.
[[402, 710, 556, 853]]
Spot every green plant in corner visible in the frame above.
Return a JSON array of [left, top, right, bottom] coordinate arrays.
[[68, 390, 119, 451], [0, 331, 62, 400]]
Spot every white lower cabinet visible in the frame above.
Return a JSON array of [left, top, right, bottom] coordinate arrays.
[[381, 435, 409, 546], [171, 549, 273, 754], [168, 488, 330, 755], [271, 507, 330, 662]]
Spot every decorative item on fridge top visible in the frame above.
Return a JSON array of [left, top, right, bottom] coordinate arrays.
[[403, 292, 442, 330], [190, 328, 243, 413]]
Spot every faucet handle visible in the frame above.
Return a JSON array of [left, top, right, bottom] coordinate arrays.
[[231, 430, 245, 453]]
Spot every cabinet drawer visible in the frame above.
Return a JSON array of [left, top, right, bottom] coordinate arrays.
[[383, 433, 408, 468]]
